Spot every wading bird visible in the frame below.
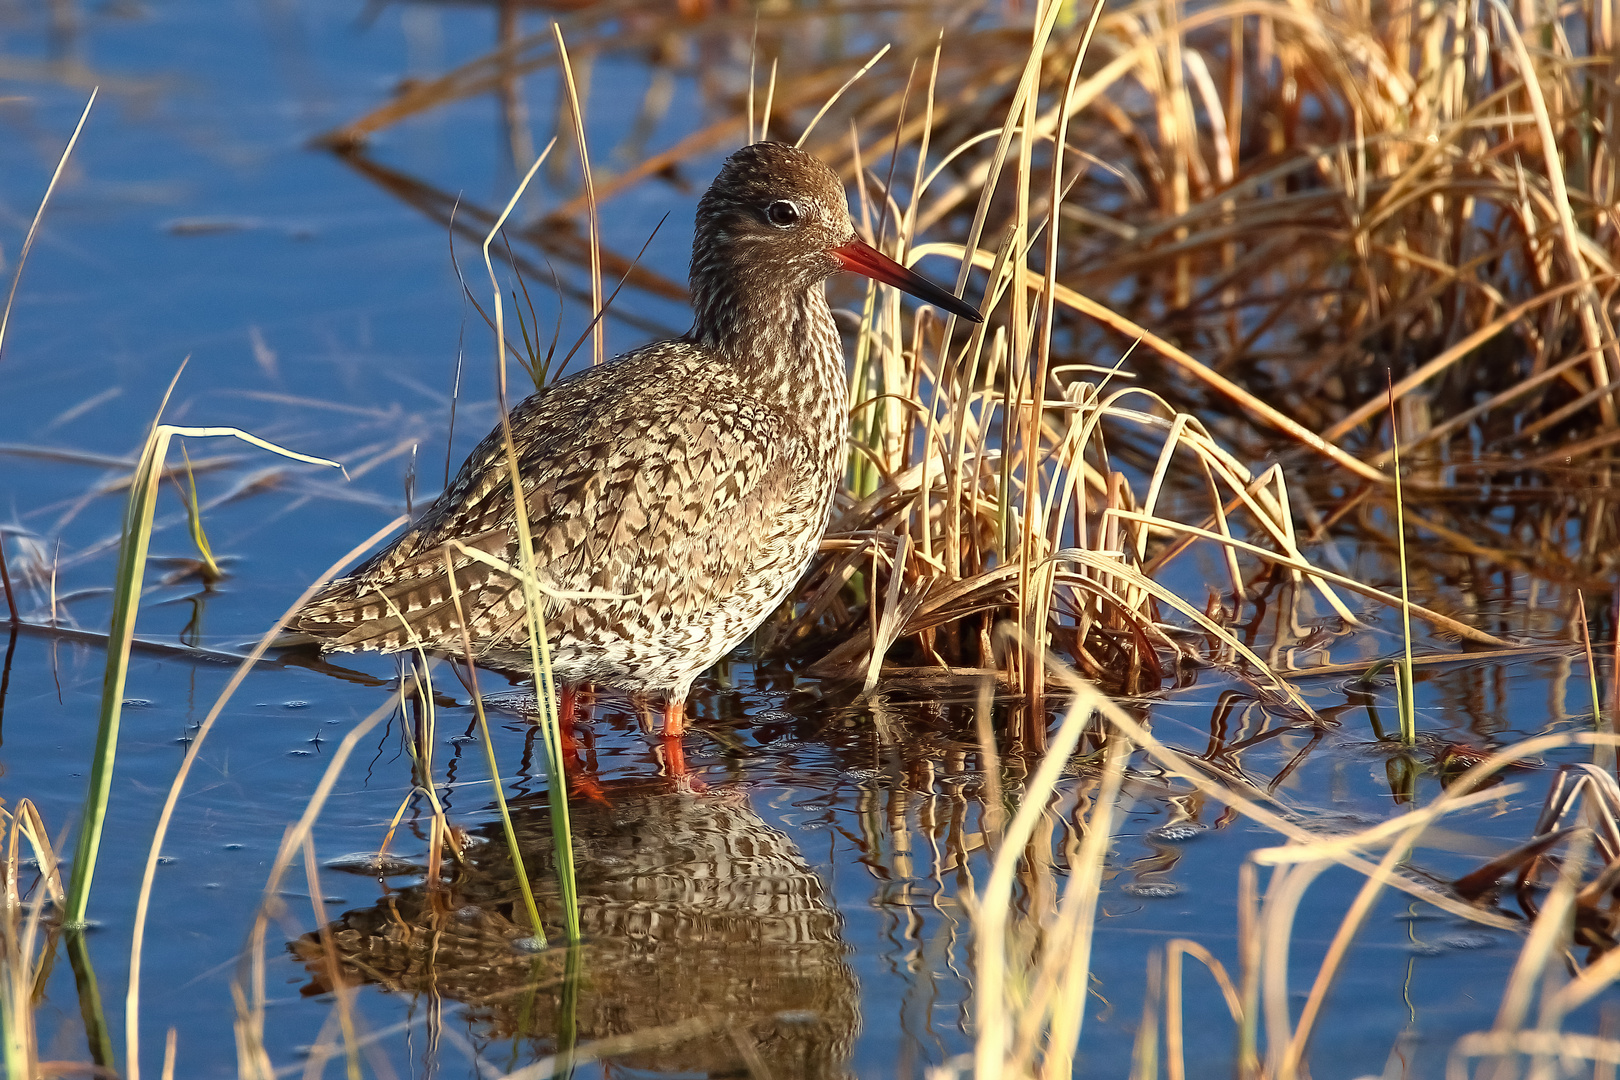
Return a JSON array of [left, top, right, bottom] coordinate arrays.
[[288, 142, 982, 739]]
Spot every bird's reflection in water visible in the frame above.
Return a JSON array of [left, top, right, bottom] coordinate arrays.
[[291, 777, 857, 1079]]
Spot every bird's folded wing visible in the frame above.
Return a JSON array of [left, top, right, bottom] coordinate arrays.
[[290, 347, 794, 655]]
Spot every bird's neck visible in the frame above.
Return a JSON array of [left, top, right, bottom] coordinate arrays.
[[691, 279, 849, 435]]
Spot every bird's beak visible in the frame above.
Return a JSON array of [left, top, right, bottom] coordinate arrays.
[[831, 237, 983, 323]]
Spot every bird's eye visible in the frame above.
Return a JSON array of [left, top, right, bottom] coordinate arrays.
[[765, 200, 800, 227]]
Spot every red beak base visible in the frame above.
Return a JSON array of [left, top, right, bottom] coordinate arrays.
[[831, 237, 983, 324]]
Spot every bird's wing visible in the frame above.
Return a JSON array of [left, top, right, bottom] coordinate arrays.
[[289, 344, 796, 655]]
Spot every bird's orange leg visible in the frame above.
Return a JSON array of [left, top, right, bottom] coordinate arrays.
[[657, 697, 704, 790]]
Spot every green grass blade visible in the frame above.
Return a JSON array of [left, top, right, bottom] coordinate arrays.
[[64, 423, 340, 928], [1386, 373, 1416, 747], [443, 550, 547, 945], [481, 142, 581, 946], [178, 443, 221, 583], [65, 425, 170, 927]]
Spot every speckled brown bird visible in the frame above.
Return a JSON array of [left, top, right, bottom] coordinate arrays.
[[288, 142, 982, 731]]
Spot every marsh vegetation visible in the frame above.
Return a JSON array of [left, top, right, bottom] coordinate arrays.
[[1, 0, 1617, 1077]]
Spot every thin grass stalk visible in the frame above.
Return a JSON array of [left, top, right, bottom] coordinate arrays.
[[1, 809, 45, 1080], [1022, 10, 1103, 705], [552, 26, 603, 368], [177, 444, 221, 582], [442, 548, 546, 942], [67, 416, 339, 930], [913, 33, 944, 566], [1040, 384, 1100, 573], [1162, 0, 1191, 309], [795, 44, 890, 149], [0, 88, 96, 370], [1575, 589, 1615, 775], [746, 21, 757, 146], [850, 122, 906, 477], [761, 58, 777, 144], [879, 252, 908, 481], [848, 269, 881, 498], [953, 242, 1010, 578], [61, 190, 180, 932], [898, 308, 928, 516], [1164, 940, 1244, 1080], [482, 142, 581, 944], [1010, 5, 1041, 704], [395, 648, 450, 888], [0, 543, 15, 627], [1, 895, 47, 1080], [234, 698, 397, 1080], [1129, 951, 1163, 1080], [494, 347, 580, 945], [1387, 374, 1417, 745], [973, 675, 1003, 852], [369, 602, 458, 892], [873, 62, 912, 255], [552, 944, 584, 1074], [1237, 860, 1261, 1079]]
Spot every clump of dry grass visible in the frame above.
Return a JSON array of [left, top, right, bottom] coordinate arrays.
[[942, 648, 1620, 1080], [308, 7, 1620, 1070], [5, 0, 1618, 1076], [1, 799, 66, 1079], [319, 0, 1614, 702], [326, 0, 1620, 460]]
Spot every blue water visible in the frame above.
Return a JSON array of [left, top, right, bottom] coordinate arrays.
[[0, 3, 1612, 1078]]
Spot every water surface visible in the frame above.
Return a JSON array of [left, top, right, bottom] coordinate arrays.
[[0, 4, 1611, 1077]]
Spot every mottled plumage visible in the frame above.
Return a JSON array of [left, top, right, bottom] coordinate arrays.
[[289, 142, 981, 715]]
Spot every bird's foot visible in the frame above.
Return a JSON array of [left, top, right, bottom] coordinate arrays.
[[557, 683, 610, 805]]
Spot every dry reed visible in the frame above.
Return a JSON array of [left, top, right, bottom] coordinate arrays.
[[4, 0, 1618, 1076]]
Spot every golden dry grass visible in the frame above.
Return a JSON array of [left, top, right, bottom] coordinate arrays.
[[317, 0, 1617, 704], [4, 0, 1619, 1076]]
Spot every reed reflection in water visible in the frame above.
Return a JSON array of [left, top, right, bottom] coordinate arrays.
[[292, 777, 858, 1078]]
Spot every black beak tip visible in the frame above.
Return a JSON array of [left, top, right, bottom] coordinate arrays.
[[925, 286, 982, 324]]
